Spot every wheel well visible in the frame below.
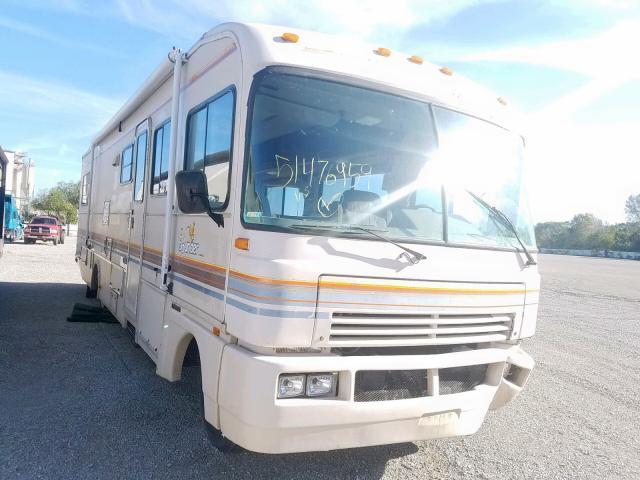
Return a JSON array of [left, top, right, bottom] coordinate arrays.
[[184, 337, 201, 368], [172, 334, 202, 382]]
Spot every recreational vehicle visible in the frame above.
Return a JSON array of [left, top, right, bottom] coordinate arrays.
[[77, 23, 539, 453]]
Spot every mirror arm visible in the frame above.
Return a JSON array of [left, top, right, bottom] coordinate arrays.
[[206, 210, 224, 228]]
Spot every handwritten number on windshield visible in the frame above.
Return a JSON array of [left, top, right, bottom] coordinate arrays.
[[275, 154, 372, 189]]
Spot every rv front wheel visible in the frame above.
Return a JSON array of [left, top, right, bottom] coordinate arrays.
[[204, 419, 237, 453]]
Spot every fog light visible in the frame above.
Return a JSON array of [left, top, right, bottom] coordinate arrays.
[[306, 373, 337, 397], [278, 374, 305, 398]]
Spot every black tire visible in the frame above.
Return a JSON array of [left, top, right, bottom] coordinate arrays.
[[189, 339, 238, 454], [86, 266, 98, 298], [205, 422, 238, 453]]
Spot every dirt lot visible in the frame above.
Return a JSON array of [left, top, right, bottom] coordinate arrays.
[[1, 241, 639, 479]]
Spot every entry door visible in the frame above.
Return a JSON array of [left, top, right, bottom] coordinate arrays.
[[124, 119, 150, 317]]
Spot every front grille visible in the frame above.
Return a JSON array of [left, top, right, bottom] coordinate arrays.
[[439, 364, 488, 395], [354, 365, 488, 402], [354, 370, 428, 402], [329, 312, 513, 348]]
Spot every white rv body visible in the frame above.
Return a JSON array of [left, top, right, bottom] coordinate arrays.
[[77, 23, 539, 453]]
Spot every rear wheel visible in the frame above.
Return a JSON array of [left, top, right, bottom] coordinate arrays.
[[86, 266, 98, 298]]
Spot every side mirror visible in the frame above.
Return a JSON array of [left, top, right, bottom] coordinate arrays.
[[176, 170, 209, 214], [175, 170, 224, 228]]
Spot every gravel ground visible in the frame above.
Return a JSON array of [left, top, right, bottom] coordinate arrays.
[[1, 241, 639, 479]]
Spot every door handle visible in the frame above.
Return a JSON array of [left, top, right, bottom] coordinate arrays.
[[130, 216, 134, 229]]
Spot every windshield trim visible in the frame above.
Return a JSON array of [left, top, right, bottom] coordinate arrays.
[[239, 66, 537, 255]]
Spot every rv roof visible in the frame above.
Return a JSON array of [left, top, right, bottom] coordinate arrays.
[[92, 22, 521, 148], [198, 22, 519, 131]]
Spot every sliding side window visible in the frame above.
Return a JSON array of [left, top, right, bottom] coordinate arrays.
[[151, 120, 171, 195], [134, 131, 148, 202], [120, 144, 134, 184], [81, 173, 89, 205], [185, 88, 235, 209]]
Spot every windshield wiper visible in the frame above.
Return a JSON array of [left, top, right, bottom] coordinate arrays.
[[466, 190, 536, 266], [290, 223, 426, 264]]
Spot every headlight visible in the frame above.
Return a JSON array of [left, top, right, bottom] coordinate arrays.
[[277, 372, 338, 399], [306, 373, 337, 397], [278, 374, 305, 398]]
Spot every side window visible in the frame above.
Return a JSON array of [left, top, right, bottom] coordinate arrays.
[[81, 173, 89, 205], [134, 131, 148, 202], [185, 89, 235, 209], [120, 144, 134, 184], [151, 121, 171, 195]]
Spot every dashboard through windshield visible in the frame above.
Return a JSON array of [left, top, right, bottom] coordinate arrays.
[[242, 69, 536, 250]]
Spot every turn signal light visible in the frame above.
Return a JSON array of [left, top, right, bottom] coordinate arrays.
[[281, 32, 299, 43], [376, 47, 391, 57], [234, 237, 250, 250], [439, 66, 453, 76], [408, 55, 423, 64]]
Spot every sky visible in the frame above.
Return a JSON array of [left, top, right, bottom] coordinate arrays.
[[1, 0, 639, 224]]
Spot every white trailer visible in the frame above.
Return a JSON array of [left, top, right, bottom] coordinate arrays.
[[77, 23, 539, 454]]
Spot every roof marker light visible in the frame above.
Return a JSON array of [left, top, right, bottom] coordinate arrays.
[[439, 66, 453, 76], [497, 97, 508, 105], [408, 55, 423, 64], [281, 32, 299, 43], [376, 47, 391, 57]]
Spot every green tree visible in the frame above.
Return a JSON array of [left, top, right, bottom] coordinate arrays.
[[31, 180, 80, 224], [534, 221, 570, 249], [625, 194, 640, 223], [56, 181, 80, 207], [568, 213, 603, 249]]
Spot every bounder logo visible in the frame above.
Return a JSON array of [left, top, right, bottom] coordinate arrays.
[[178, 222, 200, 255]]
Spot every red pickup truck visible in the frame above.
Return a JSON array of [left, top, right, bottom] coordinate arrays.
[[24, 216, 65, 245]]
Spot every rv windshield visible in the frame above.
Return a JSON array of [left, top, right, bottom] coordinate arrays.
[[243, 70, 536, 249]]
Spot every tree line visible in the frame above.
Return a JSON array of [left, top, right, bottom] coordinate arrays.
[[535, 194, 640, 252], [26, 183, 640, 253], [30, 181, 80, 224]]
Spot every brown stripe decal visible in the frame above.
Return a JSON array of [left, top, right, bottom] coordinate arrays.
[[172, 261, 226, 290]]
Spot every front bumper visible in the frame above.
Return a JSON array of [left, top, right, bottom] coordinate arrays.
[[218, 344, 534, 453], [25, 233, 57, 239]]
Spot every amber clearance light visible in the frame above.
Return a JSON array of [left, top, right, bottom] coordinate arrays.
[[281, 32, 299, 43], [234, 237, 250, 250]]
